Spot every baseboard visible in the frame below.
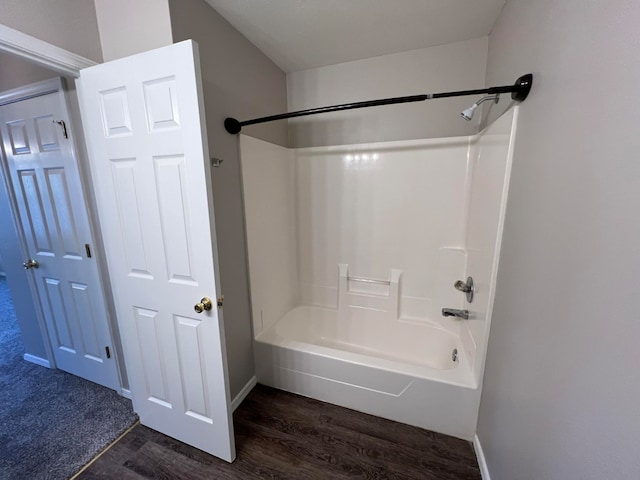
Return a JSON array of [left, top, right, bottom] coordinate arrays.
[[473, 434, 491, 480], [120, 388, 132, 399], [23, 353, 51, 368], [231, 376, 257, 411]]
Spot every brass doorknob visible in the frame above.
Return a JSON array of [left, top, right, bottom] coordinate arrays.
[[23, 259, 39, 270], [194, 297, 213, 313]]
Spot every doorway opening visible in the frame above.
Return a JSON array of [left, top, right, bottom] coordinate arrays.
[[0, 51, 137, 478]]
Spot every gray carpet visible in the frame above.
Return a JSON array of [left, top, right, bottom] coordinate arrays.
[[0, 276, 138, 480]]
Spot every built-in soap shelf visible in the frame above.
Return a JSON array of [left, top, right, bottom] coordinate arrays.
[[338, 264, 402, 321]]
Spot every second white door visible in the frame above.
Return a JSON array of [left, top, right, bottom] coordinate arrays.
[[0, 82, 121, 390]]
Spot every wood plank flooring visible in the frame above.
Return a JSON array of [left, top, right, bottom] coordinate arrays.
[[77, 384, 481, 479]]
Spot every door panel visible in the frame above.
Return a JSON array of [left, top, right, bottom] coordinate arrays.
[[78, 40, 235, 462], [44, 167, 82, 258], [17, 169, 55, 254], [0, 88, 120, 390]]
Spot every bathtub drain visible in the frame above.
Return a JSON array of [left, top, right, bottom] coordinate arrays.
[[452, 348, 458, 362]]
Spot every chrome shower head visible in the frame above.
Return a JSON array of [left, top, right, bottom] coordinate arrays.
[[460, 104, 479, 121], [459, 94, 501, 121]]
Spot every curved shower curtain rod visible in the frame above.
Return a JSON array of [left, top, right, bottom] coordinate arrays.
[[224, 73, 532, 135]]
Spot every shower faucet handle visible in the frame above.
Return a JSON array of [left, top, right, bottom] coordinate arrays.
[[454, 276, 474, 303]]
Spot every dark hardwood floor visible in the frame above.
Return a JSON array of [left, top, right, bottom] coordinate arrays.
[[77, 384, 481, 479]]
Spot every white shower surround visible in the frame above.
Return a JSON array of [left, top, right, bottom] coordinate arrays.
[[240, 108, 518, 439]]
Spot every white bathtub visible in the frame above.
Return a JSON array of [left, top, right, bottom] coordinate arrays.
[[254, 305, 482, 440]]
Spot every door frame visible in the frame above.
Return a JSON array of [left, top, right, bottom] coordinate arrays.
[[0, 77, 126, 392], [0, 23, 95, 78], [0, 27, 95, 368], [0, 24, 126, 386]]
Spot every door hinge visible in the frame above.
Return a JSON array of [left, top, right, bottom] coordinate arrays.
[[105, 346, 111, 359], [54, 119, 68, 139], [85, 243, 92, 258]]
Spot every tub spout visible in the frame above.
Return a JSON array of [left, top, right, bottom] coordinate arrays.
[[441, 308, 469, 320]]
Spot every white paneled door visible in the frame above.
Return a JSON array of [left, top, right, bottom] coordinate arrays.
[[78, 41, 235, 462], [0, 87, 120, 390]]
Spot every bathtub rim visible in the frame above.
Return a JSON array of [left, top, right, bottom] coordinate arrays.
[[256, 305, 478, 390]]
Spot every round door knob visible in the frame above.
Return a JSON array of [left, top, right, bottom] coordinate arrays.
[[23, 259, 39, 270], [194, 297, 213, 313]]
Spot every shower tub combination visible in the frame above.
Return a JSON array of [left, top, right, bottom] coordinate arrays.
[[254, 269, 480, 439], [241, 108, 518, 440]]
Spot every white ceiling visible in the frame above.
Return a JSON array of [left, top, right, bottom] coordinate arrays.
[[205, 0, 506, 72]]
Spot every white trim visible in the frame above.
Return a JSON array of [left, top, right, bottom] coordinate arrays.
[[0, 23, 96, 77], [120, 388, 132, 399], [475, 107, 520, 389], [473, 434, 491, 480], [231, 376, 257, 411], [0, 77, 62, 106], [23, 353, 51, 368]]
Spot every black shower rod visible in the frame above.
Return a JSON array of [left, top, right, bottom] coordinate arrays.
[[224, 73, 532, 135]]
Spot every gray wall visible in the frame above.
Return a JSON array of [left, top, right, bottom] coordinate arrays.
[[477, 1, 640, 478], [0, 0, 102, 62], [169, 0, 288, 398], [0, 52, 54, 92], [94, 0, 172, 61], [286, 38, 488, 148]]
